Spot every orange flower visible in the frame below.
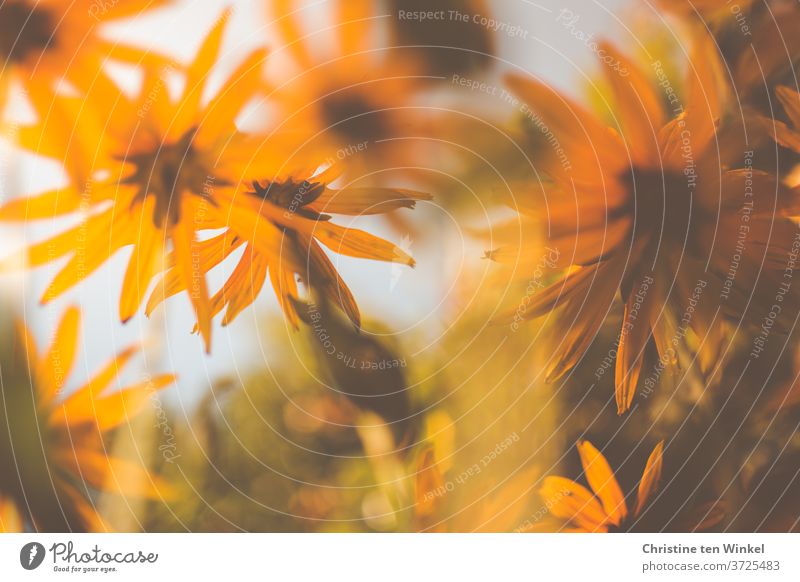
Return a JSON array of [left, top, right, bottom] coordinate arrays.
[[0, 11, 267, 351], [0, 307, 174, 531], [267, 0, 431, 173], [491, 29, 800, 413], [146, 167, 427, 329], [0, 0, 172, 109], [539, 441, 664, 533]]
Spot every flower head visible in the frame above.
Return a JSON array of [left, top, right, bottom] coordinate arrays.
[[492, 30, 800, 413], [0, 307, 174, 531], [0, 0, 173, 110], [1, 10, 269, 351]]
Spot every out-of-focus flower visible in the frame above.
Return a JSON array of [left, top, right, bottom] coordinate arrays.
[[491, 30, 800, 413], [267, 0, 433, 174], [0, 497, 23, 532], [413, 447, 538, 532], [388, 0, 495, 76], [0, 11, 268, 351], [0, 0, 173, 111], [538, 441, 663, 532], [0, 307, 174, 531]]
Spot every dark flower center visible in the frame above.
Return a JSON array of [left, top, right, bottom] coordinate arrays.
[[0, 1, 57, 64], [121, 129, 219, 227], [623, 167, 698, 250], [321, 92, 387, 143], [249, 179, 330, 221]]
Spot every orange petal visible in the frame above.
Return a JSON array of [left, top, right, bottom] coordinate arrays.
[[577, 441, 628, 526], [615, 272, 656, 414], [37, 306, 81, 404], [120, 223, 165, 323], [171, 8, 232, 140], [0, 187, 83, 221], [308, 187, 431, 216], [540, 476, 608, 532], [53, 374, 175, 431], [597, 41, 664, 164], [198, 49, 268, 144], [172, 203, 212, 352], [313, 221, 415, 265], [305, 236, 361, 328], [635, 441, 664, 516]]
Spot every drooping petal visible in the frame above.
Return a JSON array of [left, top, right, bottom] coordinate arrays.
[[635, 441, 665, 516], [313, 221, 415, 265], [120, 220, 165, 323], [172, 201, 213, 352], [615, 271, 657, 414]]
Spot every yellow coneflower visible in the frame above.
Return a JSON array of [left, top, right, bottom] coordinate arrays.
[[268, 0, 431, 173], [538, 441, 664, 533], [0, 0, 172, 109], [0, 307, 174, 532], [145, 164, 429, 329], [0, 11, 269, 351], [491, 29, 800, 413]]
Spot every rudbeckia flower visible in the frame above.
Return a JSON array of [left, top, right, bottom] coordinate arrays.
[[491, 30, 800, 413], [145, 164, 428, 329], [0, 307, 174, 531], [0, 0, 172, 110], [268, 0, 431, 173], [0, 11, 270, 351], [539, 441, 663, 532]]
